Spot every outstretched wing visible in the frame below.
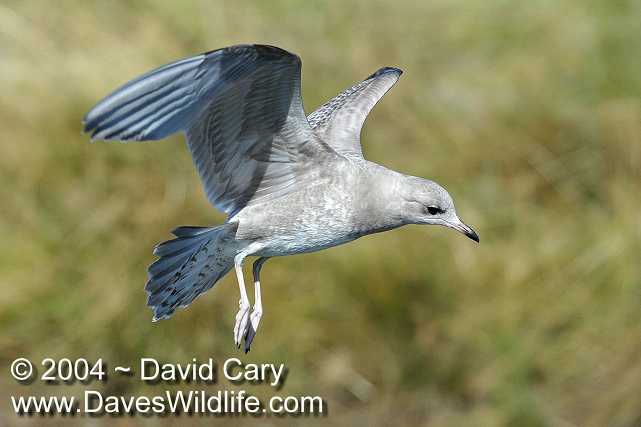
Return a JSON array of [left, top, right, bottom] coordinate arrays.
[[307, 67, 402, 159], [84, 44, 331, 217]]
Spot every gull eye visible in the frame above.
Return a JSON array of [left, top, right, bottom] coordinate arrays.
[[425, 205, 442, 215]]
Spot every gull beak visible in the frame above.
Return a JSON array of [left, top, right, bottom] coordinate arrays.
[[447, 219, 480, 243]]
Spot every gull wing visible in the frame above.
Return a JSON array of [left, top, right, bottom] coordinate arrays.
[[307, 67, 402, 159], [84, 44, 331, 217]]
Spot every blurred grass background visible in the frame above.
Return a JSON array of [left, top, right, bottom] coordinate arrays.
[[1, 0, 641, 426]]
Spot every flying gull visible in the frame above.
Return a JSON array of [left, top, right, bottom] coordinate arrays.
[[83, 44, 479, 352]]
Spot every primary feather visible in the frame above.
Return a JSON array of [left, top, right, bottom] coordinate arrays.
[[84, 44, 331, 217]]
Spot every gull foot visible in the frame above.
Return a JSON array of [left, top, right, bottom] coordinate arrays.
[[233, 299, 250, 348], [243, 308, 263, 353]]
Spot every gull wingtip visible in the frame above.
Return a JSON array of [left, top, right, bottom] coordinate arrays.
[[368, 66, 404, 80]]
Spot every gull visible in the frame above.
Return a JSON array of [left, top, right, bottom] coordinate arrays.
[[83, 44, 479, 352]]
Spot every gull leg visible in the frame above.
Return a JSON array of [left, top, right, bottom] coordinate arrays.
[[244, 257, 269, 353], [233, 252, 251, 348]]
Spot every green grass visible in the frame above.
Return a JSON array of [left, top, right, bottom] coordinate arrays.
[[1, 1, 641, 426]]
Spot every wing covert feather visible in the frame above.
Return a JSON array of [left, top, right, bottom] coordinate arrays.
[[307, 67, 402, 158]]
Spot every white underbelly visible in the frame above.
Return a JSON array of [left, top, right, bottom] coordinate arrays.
[[253, 229, 359, 257]]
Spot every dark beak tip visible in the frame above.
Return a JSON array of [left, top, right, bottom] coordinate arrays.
[[448, 220, 480, 244], [463, 226, 480, 243]]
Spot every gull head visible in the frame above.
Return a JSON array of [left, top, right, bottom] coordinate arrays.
[[399, 176, 479, 243]]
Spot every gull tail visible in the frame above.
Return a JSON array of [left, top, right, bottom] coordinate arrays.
[[146, 224, 235, 321]]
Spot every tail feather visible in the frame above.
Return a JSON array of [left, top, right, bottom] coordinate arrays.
[[153, 236, 205, 257], [146, 224, 234, 321], [148, 251, 192, 278]]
